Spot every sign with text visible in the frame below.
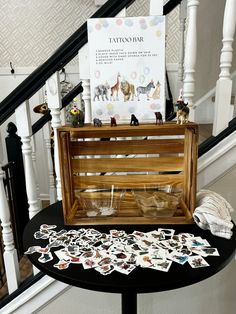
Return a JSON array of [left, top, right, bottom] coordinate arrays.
[[88, 16, 165, 123]]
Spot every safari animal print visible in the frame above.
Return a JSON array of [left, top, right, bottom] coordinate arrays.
[[110, 73, 121, 101], [152, 81, 161, 99], [136, 80, 155, 101], [93, 83, 110, 101], [120, 80, 135, 101]]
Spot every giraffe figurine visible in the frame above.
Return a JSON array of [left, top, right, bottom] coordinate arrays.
[[110, 72, 121, 101]]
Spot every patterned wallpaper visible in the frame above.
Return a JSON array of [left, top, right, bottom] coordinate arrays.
[[0, 0, 179, 67]]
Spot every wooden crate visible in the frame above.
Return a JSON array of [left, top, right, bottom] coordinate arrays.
[[57, 122, 198, 225]]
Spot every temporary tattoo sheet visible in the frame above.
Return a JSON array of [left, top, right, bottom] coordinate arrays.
[[87, 16, 166, 123], [25, 225, 220, 276]]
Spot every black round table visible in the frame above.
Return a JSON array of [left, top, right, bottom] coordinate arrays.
[[23, 201, 236, 314]]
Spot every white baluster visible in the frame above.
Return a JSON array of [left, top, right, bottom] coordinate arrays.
[[31, 135, 42, 209], [178, 0, 187, 86], [213, 0, 236, 136], [78, 43, 91, 123], [15, 100, 41, 219], [0, 134, 20, 293], [183, 0, 199, 118], [46, 72, 62, 200], [81, 78, 91, 123], [42, 122, 56, 204]]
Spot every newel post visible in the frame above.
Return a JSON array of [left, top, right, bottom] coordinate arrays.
[[46, 72, 62, 200], [183, 0, 199, 120], [213, 0, 236, 136], [15, 100, 41, 219], [0, 134, 20, 293]]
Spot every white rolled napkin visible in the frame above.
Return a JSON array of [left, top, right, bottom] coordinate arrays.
[[193, 190, 234, 239]]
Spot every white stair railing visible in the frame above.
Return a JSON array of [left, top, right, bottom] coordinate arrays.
[[0, 134, 20, 294], [183, 0, 199, 120], [178, 0, 187, 88], [46, 72, 63, 201], [15, 101, 41, 219], [213, 0, 236, 136], [43, 122, 57, 204], [31, 135, 42, 209]]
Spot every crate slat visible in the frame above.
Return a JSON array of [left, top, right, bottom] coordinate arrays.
[[72, 156, 184, 173], [73, 173, 184, 189], [71, 139, 185, 156]]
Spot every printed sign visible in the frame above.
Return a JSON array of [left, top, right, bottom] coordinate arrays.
[[87, 16, 166, 123]]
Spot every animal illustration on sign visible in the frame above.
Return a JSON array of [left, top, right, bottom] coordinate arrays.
[[120, 80, 135, 101], [93, 118, 102, 127], [136, 80, 155, 100], [110, 73, 121, 101], [154, 112, 163, 125], [152, 81, 161, 99], [130, 114, 139, 126], [93, 83, 110, 101]]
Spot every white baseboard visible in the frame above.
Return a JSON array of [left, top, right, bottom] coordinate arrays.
[[0, 276, 70, 314], [198, 131, 236, 189]]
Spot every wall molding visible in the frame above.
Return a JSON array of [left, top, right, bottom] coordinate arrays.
[[198, 131, 236, 189], [0, 276, 70, 314]]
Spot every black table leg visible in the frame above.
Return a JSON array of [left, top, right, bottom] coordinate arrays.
[[122, 292, 137, 314]]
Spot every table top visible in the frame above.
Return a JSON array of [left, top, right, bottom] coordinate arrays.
[[23, 201, 236, 294]]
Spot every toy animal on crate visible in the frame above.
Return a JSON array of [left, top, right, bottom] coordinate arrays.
[[175, 90, 189, 125], [67, 104, 84, 127], [154, 112, 163, 125], [110, 116, 117, 126], [130, 114, 139, 126], [93, 118, 102, 127]]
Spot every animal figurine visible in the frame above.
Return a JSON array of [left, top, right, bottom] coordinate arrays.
[[136, 80, 155, 101], [110, 116, 117, 127], [110, 73, 121, 101], [68, 104, 84, 127], [33, 102, 49, 115], [130, 114, 139, 126], [176, 101, 189, 125], [175, 89, 189, 124], [93, 83, 110, 101], [120, 80, 135, 101], [93, 118, 102, 127], [154, 112, 163, 125]]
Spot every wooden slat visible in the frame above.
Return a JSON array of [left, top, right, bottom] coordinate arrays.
[[71, 139, 185, 156], [65, 216, 194, 225], [72, 156, 184, 173], [73, 173, 184, 189], [58, 131, 74, 218]]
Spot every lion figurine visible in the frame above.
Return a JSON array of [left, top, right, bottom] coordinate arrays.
[[120, 80, 135, 101]]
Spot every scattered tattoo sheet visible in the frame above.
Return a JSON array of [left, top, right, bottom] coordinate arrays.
[[25, 224, 220, 275]]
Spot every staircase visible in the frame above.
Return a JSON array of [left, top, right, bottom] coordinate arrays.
[[0, 0, 236, 312]]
